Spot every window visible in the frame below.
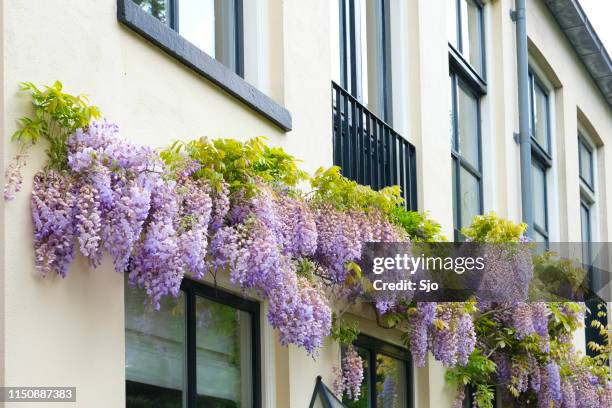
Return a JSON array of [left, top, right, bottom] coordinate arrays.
[[447, 0, 485, 77], [333, 0, 392, 122], [133, 0, 244, 76], [528, 71, 552, 244], [578, 135, 594, 191], [125, 277, 260, 408], [450, 73, 482, 237], [577, 132, 607, 357], [343, 335, 412, 408], [448, 0, 485, 239]]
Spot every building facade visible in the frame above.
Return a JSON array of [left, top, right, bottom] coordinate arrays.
[[1, 0, 611, 407]]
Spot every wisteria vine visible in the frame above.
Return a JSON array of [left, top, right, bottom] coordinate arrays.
[[4, 82, 611, 407]]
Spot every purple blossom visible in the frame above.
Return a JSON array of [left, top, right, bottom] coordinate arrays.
[[456, 312, 476, 366], [333, 346, 364, 401], [177, 179, 212, 279], [561, 380, 576, 408], [537, 362, 560, 408], [104, 178, 151, 273], [209, 181, 229, 231], [31, 170, 75, 277], [3, 153, 26, 201], [74, 182, 102, 266], [431, 305, 459, 367], [130, 182, 183, 310], [314, 205, 361, 283], [410, 302, 437, 367]]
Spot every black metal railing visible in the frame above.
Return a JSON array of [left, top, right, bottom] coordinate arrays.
[[332, 81, 418, 210]]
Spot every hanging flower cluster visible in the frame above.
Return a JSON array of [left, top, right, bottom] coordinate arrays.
[[332, 345, 364, 401]]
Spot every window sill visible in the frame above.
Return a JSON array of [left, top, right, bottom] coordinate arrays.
[[117, 0, 292, 131]]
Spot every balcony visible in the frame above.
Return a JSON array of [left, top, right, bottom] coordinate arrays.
[[332, 81, 418, 210]]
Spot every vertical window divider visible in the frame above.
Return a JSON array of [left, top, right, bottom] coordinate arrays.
[[185, 288, 197, 408], [368, 350, 376, 408], [251, 303, 262, 408]]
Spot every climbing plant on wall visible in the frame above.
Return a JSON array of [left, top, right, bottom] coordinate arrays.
[[3, 82, 611, 408]]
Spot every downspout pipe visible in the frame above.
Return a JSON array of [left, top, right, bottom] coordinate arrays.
[[514, 0, 533, 238]]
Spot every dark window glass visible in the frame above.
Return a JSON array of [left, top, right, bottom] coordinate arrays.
[[580, 201, 591, 263], [531, 161, 548, 243], [375, 354, 407, 407], [195, 296, 252, 407], [450, 74, 482, 235], [579, 136, 594, 189], [125, 279, 185, 408], [132, 0, 244, 76], [447, 0, 484, 76], [529, 73, 550, 153], [457, 85, 479, 167]]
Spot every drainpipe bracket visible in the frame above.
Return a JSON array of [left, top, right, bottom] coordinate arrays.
[[510, 9, 517, 22], [513, 132, 520, 144], [510, 8, 525, 22]]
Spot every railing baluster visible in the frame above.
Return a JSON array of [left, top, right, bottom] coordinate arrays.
[[333, 84, 342, 167], [399, 141, 406, 207], [358, 105, 365, 182], [350, 98, 358, 179], [372, 118, 379, 190], [342, 90, 350, 178], [364, 111, 371, 186]]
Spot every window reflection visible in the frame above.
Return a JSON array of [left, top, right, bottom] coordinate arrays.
[[196, 296, 252, 407], [125, 278, 185, 408], [376, 355, 407, 408], [133, 0, 169, 24]]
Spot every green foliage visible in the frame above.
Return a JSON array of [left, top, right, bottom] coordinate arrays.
[[12, 81, 100, 170], [310, 166, 403, 213], [160, 137, 308, 194], [461, 212, 526, 243], [446, 349, 497, 408], [330, 314, 360, 345], [390, 208, 447, 242], [295, 258, 317, 283]]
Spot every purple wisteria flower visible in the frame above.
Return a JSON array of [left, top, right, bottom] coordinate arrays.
[[31, 169, 75, 277]]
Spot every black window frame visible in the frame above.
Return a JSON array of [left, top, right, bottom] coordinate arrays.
[[338, 0, 393, 123], [450, 72, 484, 240], [117, 0, 292, 131], [448, 0, 486, 83], [528, 70, 552, 244], [344, 334, 414, 408], [126, 278, 262, 408]]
